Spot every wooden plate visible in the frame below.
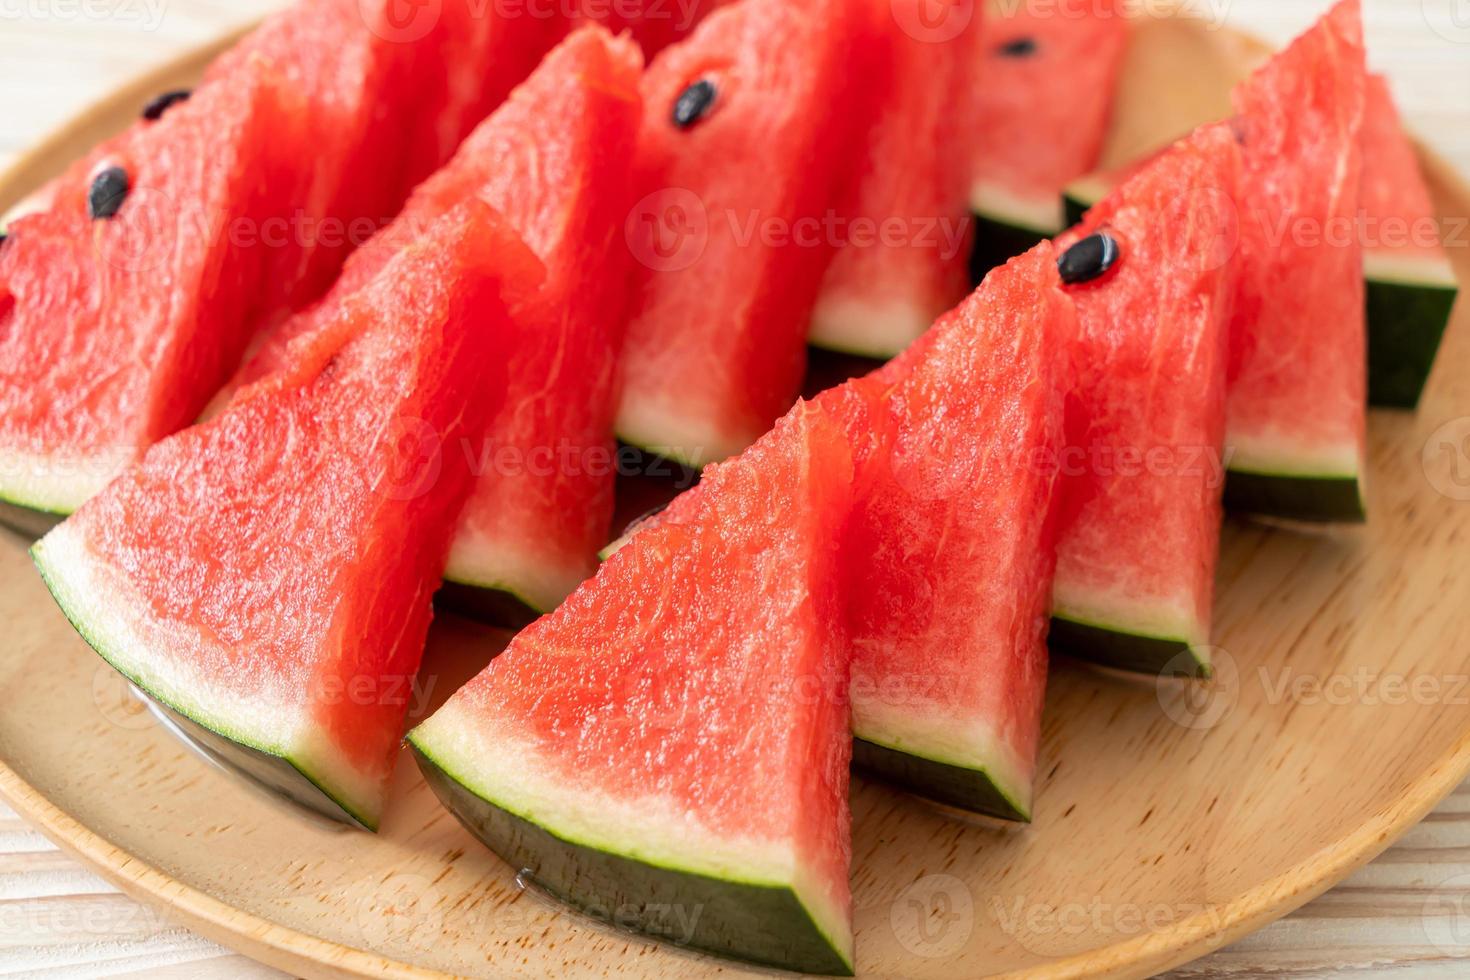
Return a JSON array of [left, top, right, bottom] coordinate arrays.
[[4, 12, 1470, 980]]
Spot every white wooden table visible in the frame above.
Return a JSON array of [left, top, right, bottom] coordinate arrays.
[[3, 2, 1470, 976]]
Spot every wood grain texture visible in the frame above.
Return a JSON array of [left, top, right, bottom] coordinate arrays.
[[2, 2, 1470, 979]]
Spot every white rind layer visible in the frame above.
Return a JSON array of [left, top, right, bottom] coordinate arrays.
[[1052, 579, 1207, 649], [410, 698, 854, 966], [808, 293, 932, 360], [32, 520, 385, 827], [1225, 433, 1362, 482], [615, 395, 745, 470], [444, 532, 582, 614], [853, 702, 1032, 814], [969, 179, 1064, 235], [0, 445, 135, 515], [1364, 248, 1459, 288]]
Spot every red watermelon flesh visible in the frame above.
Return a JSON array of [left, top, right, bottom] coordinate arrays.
[[33, 199, 543, 830], [808, 0, 977, 359], [567, 0, 734, 54], [615, 0, 878, 466], [225, 27, 645, 614], [969, 0, 1129, 237], [0, 0, 554, 521], [208, 0, 555, 312], [409, 402, 857, 974], [1050, 123, 1240, 676], [0, 58, 296, 515], [1361, 74, 1445, 268], [829, 241, 1074, 819], [1225, 0, 1366, 519]]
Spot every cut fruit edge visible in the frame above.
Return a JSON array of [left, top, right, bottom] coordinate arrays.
[[0, 446, 134, 517], [807, 293, 936, 360], [614, 399, 749, 470], [443, 535, 586, 618], [853, 707, 1033, 820], [31, 521, 381, 828], [408, 703, 854, 970], [1050, 587, 1211, 677], [969, 179, 1064, 237], [1364, 249, 1459, 289]]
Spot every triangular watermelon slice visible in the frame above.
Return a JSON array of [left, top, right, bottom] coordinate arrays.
[[0, 57, 297, 517], [33, 199, 543, 830], [410, 402, 857, 974], [968, 0, 1129, 279], [615, 0, 877, 466], [1049, 123, 1240, 676], [1361, 72, 1459, 409], [1061, 69, 1453, 417], [0, 0, 555, 523], [1224, 0, 1367, 522], [203, 0, 553, 314], [223, 27, 644, 618], [807, 0, 976, 359], [826, 242, 1074, 819]]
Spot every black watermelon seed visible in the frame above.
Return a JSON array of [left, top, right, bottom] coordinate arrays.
[[1057, 232, 1120, 285], [998, 36, 1038, 57], [88, 167, 130, 220], [622, 501, 670, 538], [0, 232, 7, 248], [672, 79, 717, 128], [141, 89, 191, 121]]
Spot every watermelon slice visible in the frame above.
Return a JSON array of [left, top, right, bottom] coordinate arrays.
[[1361, 73, 1459, 409], [224, 27, 644, 618], [968, 0, 1129, 279], [614, 0, 877, 467], [33, 200, 543, 830], [807, 0, 976, 358], [0, 0, 553, 523], [1049, 124, 1240, 677], [204, 0, 552, 313], [1224, 0, 1367, 523], [410, 402, 856, 974], [828, 242, 1074, 819], [0, 58, 296, 517], [596, 245, 1073, 819], [1062, 75, 1456, 414]]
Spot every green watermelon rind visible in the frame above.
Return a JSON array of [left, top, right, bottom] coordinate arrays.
[[1222, 467, 1366, 524], [407, 728, 855, 976], [1364, 252, 1459, 410], [1048, 613, 1212, 678], [851, 735, 1032, 822], [31, 525, 381, 830]]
